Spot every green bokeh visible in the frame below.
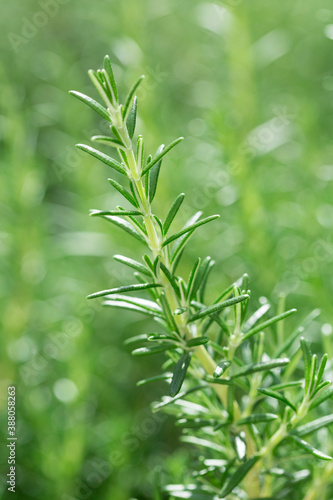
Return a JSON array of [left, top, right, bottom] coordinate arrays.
[[1, 0, 333, 498]]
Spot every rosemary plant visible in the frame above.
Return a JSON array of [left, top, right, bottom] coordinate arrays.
[[70, 56, 333, 499]]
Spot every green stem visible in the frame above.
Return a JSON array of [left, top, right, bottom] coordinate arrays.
[[304, 461, 333, 500], [116, 118, 228, 406]]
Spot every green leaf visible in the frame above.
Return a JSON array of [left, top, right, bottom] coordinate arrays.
[[180, 436, 227, 454], [186, 337, 209, 347], [300, 337, 312, 393], [152, 256, 160, 278], [69, 90, 111, 122], [91, 135, 125, 149], [309, 385, 333, 410], [288, 434, 332, 460], [275, 309, 320, 358], [106, 295, 162, 315], [107, 294, 163, 317], [152, 384, 206, 411], [242, 309, 297, 341], [107, 295, 160, 315], [136, 135, 144, 171], [174, 306, 187, 315], [237, 413, 279, 425], [102, 215, 147, 243], [153, 215, 163, 234], [163, 215, 220, 248], [316, 353, 328, 388], [159, 291, 178, 332], [137, 373, 172, 386], [87, 282, 162, 299], [160, 262, 181, 298], [149, 145, 164, 202], [123, 74, 145, 118], [170, 352, 192, 397], [162, 193, 185, 236], [243, 303, 271, 332], [204, 376, 233, 385], [294, 415, 333, 437], [141, 255, 153, 274], [176, 418, 216, 429], [132, 344, 177, 357], [269, 380, 303, 391], [101, 68, 117, 104], [124, 333, 148, 345], [188, 294, 250, 323], [90, 209, 141, 217], [309, 354, 318, 394], [108, 179, 139, 207], [233, 434, 247, 460], [220, 456, 259, 497], [76, 144, 126, 175], [186, 258, 201, 301], [88, 69, 111, 105], [171, 212, 202, 265], [142, 137, 184, 175], [198, 257, 215, 304], [113, 254, 151, 276], [164, 485, 216, 499], [213, 360, 231, 378], [103, 55, 118, 102], [311, 380, 332, 400], [233, 285, 243, 335], [231, 358, 289, 379], [104, 299, 161, 317], [257, 388, 296, 412], [126, 96, 137, 139]]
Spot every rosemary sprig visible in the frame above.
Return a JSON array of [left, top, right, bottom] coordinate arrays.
[[70, 56, 333, 499]]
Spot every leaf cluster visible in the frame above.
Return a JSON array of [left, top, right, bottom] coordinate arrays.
[[70, 57, 333, 500]]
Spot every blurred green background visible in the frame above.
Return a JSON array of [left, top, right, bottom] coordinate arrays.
[[1, 0, 333, 498]]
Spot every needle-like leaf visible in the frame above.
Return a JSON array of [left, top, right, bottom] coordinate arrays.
[[123, 74, 145, 118], [149, 145, 164, 202], [294, 415, 333, 437], [142, 137, 184, 175], [237, 413, 279, 425], [87, 282, 162, 299], [126, 96, 137, 139], [69, 90, 111, 121], [100, 215, 147, 243], [163, 215, 220, 248], [220, 456, 259, 497], [257, 387, 296, 412], [231, 358, 289, 379], [108, 178, 139, 207], [170, 352, 192, 397], [213, 360, 231, 378], [162, 193, 185, 235], [103, 55, 118, 102], [300, 337, 312, 393], [113, 254, 152, 276], [242, 309, 297, 341], [188, 294, 249, 322], [288, 434, 332, 460], [76, 144, 126, 175]]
